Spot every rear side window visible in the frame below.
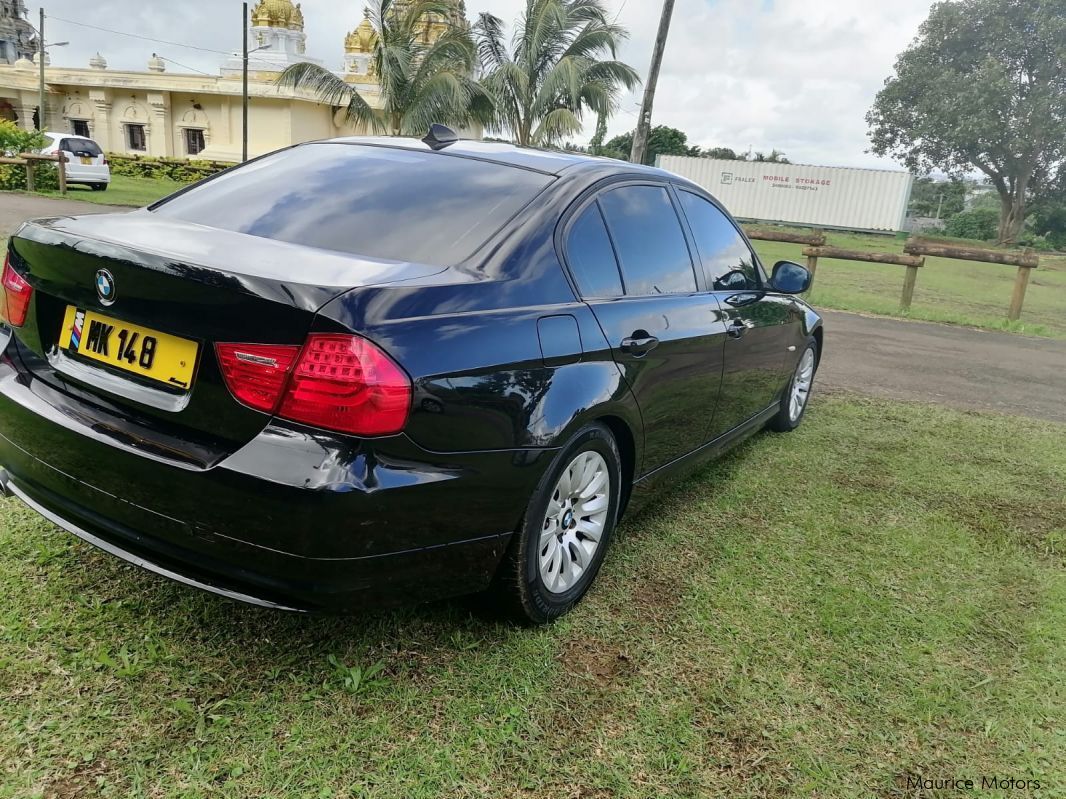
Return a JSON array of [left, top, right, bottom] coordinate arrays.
[[678, 191, 760, 291], [565, 203, 624, 298], [152, 143, 554, 266], [598, 185, 697, 296]]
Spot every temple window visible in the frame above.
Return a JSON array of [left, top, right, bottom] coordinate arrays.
[[184, 128, 206, 156], [126, 124, 147, 151], [72, 119, 90, 137]]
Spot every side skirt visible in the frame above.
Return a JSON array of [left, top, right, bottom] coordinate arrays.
[[625, 403, 780, 516]]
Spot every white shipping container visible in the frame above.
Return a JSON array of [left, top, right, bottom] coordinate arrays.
[[657, 155, 914, 233]]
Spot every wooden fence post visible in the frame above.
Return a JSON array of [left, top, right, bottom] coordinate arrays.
[[900, 261, 922, 311], [56, 153, 67, 196], [24, 160, 34, 193], [805, 255, 819, 289], [1008, 265, 1034, 322]]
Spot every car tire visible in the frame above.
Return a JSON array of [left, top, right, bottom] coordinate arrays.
[[91, 184, 108, 192], [490, 423, 622, 625], [768, 336, 818, 433]]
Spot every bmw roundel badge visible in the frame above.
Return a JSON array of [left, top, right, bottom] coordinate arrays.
[[95, 269, 117, 306]]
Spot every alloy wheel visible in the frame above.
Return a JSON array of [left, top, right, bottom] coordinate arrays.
[[538, 451, 611, 594], [790, 348, 816, 422]]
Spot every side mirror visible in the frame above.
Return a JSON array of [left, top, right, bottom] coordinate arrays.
[[770, 261, 812, 294]]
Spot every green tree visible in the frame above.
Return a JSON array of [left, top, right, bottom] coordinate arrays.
[[278, 0, 490, 136], [474, 0, 639, 146], [604, 125, 699, 166], [867, 0, 1066, 245], [588, 111, 609, 155], [908, 177, 967, 219], [703, 146, 740, 161], [751, 149, 790, 164]]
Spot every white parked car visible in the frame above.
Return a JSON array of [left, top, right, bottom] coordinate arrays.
[[41, 132, 111, 191]]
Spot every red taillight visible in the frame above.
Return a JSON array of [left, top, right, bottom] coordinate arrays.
[[216, 334, 411, 436], [215, 343, 300, 413], [1, 253, 33, 328], [279, 334, 411, 436]]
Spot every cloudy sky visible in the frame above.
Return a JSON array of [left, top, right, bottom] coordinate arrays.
[[38, 0, 937, 169]]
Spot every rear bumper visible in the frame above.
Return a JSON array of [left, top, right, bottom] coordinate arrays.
[[64, 168, 109, 184], [0, 346, 552, 611]]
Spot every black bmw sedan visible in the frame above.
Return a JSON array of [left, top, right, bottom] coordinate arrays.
[[0, 132, 822, 624]]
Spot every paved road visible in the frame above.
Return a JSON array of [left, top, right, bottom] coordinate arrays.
[[0, 193, 128, 238], [819, 310, 1065, 423], [2, 194, 1063, 423]]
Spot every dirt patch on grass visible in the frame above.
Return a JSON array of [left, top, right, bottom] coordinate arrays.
[[43, 757, 120, 799], [914, 491, 1066, 561], [558, 637, 636, 684]]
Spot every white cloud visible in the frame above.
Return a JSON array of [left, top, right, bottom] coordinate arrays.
[[39, 0, 935, 169]]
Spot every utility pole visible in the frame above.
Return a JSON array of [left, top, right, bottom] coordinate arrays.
[[242, 1, 249, 162], [630, 0, 675, 166], [37, 8, 45, 130]]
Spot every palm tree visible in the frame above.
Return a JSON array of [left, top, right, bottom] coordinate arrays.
[[277, 0, 490, 136], [475, 0, 640, 147]]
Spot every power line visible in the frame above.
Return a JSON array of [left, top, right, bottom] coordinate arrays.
[[45, 14, 230, 55], [154, 55, 214, 76]]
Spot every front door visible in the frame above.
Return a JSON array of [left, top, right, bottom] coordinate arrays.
[[562, 183, 727, 473], [675, 189, 797, 438]]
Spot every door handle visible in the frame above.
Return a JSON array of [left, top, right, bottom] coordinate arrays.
[[620, 334, 660, 357], [726, 319, 749, 339]]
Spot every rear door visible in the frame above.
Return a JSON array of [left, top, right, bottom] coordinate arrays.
[[562, 182, 729, 473], [676, 189, 798, 439]]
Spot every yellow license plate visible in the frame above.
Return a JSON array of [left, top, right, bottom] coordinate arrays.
[[60, 306, 199, 389], [80, 156, 93, 165]]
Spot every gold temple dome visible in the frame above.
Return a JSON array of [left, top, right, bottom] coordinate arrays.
[[345, 11, 377, 54], [250, 0, 304, 31]]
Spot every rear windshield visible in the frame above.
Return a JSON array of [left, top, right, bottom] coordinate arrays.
[[151, 143, 555, 265], [61, 138, 102, 156]]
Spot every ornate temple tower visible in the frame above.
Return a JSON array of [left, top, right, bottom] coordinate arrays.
[[343, 1, 468, 80], [223, 0, 322, 76], [0, 0, 37, 65], [343, 10, 377, 80]]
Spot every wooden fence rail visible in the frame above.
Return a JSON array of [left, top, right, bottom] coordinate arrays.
[[904, 238, 1040, 322], [804, 246, 926, 311], [0, 151, 67, 195], [744, 228, 827, 288]]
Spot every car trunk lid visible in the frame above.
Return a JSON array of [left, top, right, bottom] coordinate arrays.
[[8, 211, 444, 450]]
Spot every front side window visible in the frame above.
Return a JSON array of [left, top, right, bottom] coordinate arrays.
[[598, 185, 697, 296], [71, 119, 90, 138], [126, 124, 146, 152], [678, 190, 760, 291], [565, 203, 624, 298], [152, 143, 554, 266], [184, 128, 205, 156]]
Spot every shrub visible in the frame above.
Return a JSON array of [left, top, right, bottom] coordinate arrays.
[[0, 119, 45, 157], [944, 208, 999, 241], [106, 154, 234, 183], [0, 121, 57, 191]]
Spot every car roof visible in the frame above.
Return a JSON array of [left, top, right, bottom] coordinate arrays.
[[320, 135, 677, 179], [43, 132, 100, 143]]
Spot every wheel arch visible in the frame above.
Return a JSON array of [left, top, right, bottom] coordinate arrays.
[[594, 413, 638, 518]]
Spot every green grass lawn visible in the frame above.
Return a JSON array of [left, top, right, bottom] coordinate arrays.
[[750, 231, 1066, 339], [0, 396, 1062, 798], [44, 174, 189, 208]]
